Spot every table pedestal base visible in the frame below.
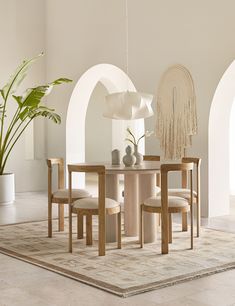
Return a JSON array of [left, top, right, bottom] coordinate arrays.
[[105, 171, 158, 243], [139, 174, 157, 243]]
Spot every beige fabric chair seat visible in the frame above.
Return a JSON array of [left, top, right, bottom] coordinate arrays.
[[144, 196, 189, 208], [73, 197, 119, 210], [168, 188, 197, 200], [53, 188, 91, 199]]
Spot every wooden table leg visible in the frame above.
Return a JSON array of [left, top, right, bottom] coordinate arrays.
[[124, 173, 139, 236], [105, 174, 118, 242], [139, 173, 157, 243]]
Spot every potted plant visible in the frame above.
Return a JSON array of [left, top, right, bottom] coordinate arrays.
[[125, 127, 153, 165], [0, 53, 72, 204]]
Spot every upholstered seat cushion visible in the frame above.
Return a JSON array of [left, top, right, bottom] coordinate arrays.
[[53, 189, 91, 199], [144, 196, 189, 208], [168, 188, 197, 200], [72, 197, 120, 210]]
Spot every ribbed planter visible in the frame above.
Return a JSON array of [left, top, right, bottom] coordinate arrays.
[[0, 173, 15, 205]]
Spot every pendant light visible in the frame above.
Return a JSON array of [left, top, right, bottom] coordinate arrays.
[[103, 0, 154, 120]]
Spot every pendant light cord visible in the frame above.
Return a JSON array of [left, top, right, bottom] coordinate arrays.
[[125, 0, 129, 89]]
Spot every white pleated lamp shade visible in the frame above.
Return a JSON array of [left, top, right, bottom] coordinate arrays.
[[103, 91, 154, 120]]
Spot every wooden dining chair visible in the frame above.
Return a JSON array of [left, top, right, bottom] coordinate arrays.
[[140, 162, 194, 254], [143, 155, 161, 188], [143, 155, 161, 226], [68, 164, 121, 256], [168, 157, 201, 237], [47, 158, 91, 238]]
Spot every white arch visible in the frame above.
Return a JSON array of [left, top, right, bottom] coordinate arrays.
[[208, 60, 235, 217], [66, 64, 145, 188]]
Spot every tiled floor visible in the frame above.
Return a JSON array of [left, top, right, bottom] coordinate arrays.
[[0, 190, 235, 306]]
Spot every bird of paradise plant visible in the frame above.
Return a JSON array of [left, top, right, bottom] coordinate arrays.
[[0, 53, 72, 175]]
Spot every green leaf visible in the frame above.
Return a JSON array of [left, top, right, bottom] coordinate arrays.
[[41, 111, 61, 124], [28, 107, 61, 124], [12, 95, 23, 107], [0, 90, 4, 100], [1, 53, 44, 100], [20, 78, 72, 109], [50, 78, 72, 85], [22, 85, 50, 108], [19, 108, 29, 121]]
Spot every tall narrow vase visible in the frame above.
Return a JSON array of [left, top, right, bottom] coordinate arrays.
[[133, 144, 143, 165]]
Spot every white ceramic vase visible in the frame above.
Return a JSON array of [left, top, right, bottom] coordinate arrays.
[[0, 173, 15, 205], [133, 144, 143, 165], [123, 145, 136, 167]]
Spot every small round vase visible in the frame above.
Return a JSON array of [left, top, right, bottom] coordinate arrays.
[[123, 145, 136, 167], [133, 144, 143, 165], [111, 149, 120, 165]]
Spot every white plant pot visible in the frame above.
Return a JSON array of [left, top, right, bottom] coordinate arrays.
[[0, 173, 15, 205]]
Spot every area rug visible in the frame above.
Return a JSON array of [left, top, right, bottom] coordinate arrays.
[[0, 219, 235, 298]]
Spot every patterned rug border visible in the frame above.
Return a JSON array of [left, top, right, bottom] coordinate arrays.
[[1, 222, 235, 298]]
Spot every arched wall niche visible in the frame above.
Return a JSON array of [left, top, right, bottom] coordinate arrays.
[[66, 64, 145, 188], [208, 60, 235, 217]]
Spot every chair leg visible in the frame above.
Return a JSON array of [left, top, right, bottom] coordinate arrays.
[[190, 205, 194, 249], [140, 204, 144, 248], [168, 213, 172, 244], [86, 215, 93, 245], [117, 211, 121, 249], [69, 206, 73, 253], [182, 212, 188, 231], [158, 213, 161, 227], [161, 204, 169, 254], [196, 200, 200, 238], [77, 213, 84, 239], [48, 200, 52, 238], [58, 204, 64, 232]]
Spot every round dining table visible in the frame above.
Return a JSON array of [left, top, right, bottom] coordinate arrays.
[[105, 161, 161, 243]]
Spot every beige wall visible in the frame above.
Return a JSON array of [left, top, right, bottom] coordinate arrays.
[[0, 0, 46, 191], [45, 0, 235, 217], [45, 0, 126, 160], [3, 0, 235, 214]]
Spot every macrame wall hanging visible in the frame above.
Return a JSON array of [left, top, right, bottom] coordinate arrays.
[[156, 64, 197, 160]]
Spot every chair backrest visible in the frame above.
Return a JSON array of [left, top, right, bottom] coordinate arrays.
[[46, 158, 65, 197], [143, 155, 161, 186], [143, 155, 160, 161], [160, 162, 194, 204], [67, 164, 105, 207], [181, 157, 201, 197], [67, 164, 106, 255]]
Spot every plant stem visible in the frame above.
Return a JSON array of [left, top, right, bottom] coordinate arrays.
[[137, 133, 145, 145], [0, 118, 34, 174], [127, 128, 137, 144], [0, 111, 25, 171], [125, 138, 135, 146], [3, 118, 26, 153], [1, 105, 22, 156]]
